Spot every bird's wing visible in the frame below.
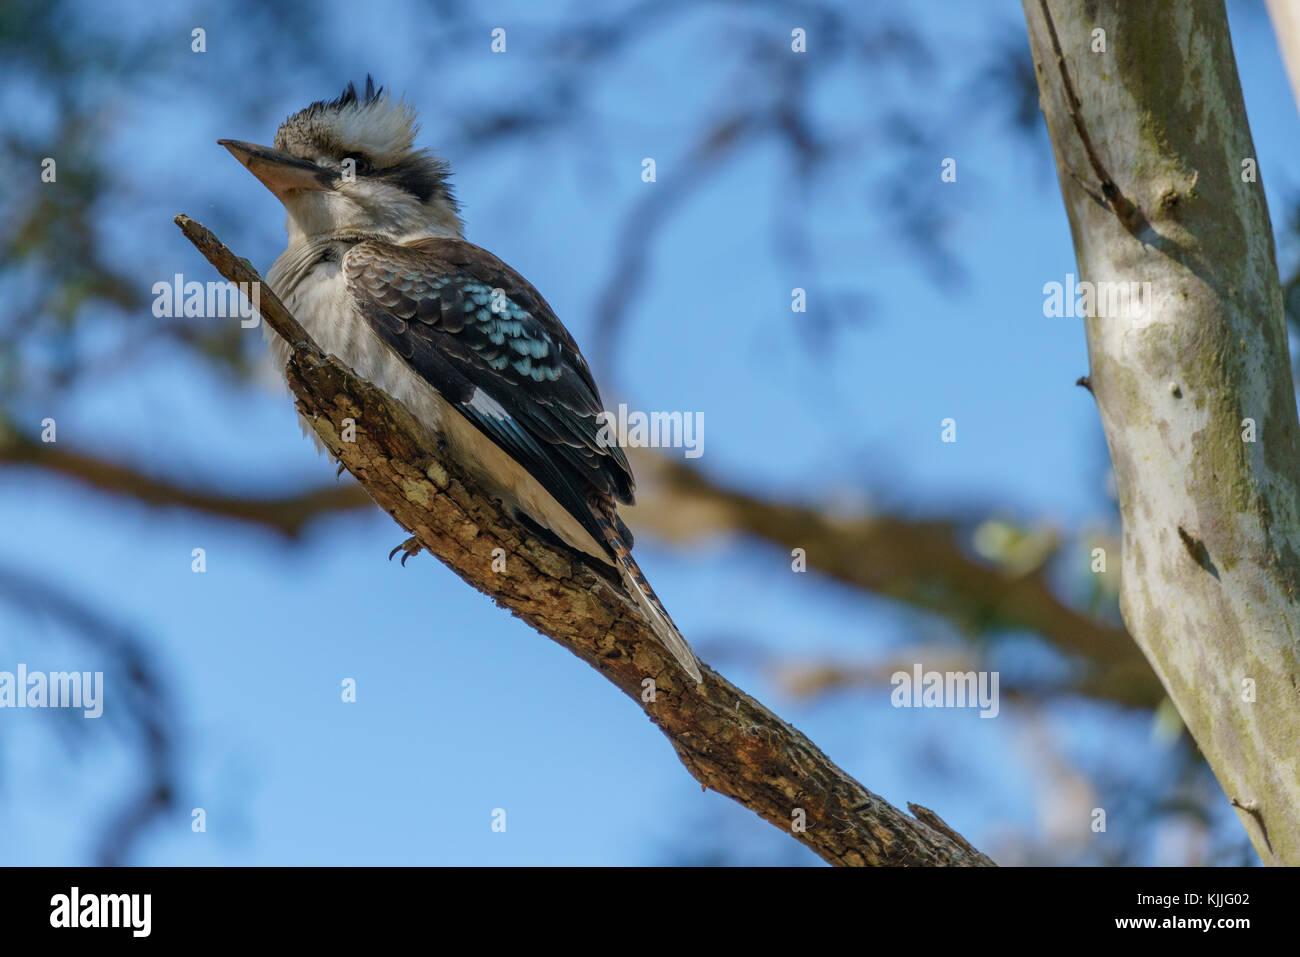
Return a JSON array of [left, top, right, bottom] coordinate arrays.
[[343, 237, 634, 552]]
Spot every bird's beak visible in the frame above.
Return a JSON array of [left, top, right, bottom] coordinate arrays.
[[218, 139, 338, 197]]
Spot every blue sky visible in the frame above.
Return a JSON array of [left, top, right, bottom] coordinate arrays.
[[0, 0, 1293, 865]]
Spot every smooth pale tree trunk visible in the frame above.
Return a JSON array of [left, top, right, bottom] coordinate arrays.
[[1023, 0, 1300, 864]]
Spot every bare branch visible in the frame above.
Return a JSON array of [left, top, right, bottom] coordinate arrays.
[[174, 213, 993, 867], [0, 424, 372, 538], [628, 451, 1158, 707]]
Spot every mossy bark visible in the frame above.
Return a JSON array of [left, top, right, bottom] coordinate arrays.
[[1024, 0, 1300, 863]]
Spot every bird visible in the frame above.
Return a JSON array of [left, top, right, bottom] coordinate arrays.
[[219, 77, 703, 684]]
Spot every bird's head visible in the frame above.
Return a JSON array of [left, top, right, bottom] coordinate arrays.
[[220, 76, 462, 244]]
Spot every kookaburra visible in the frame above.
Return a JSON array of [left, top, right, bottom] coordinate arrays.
[[220, 77, 703, 683]]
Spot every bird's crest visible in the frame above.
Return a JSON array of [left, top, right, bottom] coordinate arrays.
[[274, 74, 420, 167]]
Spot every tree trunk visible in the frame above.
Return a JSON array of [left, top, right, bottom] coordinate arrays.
[[1023, 0, 1300, 864]]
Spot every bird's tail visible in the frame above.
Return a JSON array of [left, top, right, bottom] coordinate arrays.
[[590, 496, 703, 684]]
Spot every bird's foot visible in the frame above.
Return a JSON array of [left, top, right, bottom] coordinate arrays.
[[388, 536, 423, 566]]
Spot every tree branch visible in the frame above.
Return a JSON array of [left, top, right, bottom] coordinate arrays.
[[628, 451, 1159, 707], [3, 414, 1154, 704], [0, 425, 372, 538], [174, 213, 993, 867]]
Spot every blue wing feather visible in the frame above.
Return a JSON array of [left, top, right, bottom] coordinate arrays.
[[344, 238, 635, 555]]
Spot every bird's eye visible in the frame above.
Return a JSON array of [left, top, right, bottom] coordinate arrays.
[[344, 155, 372, 175]]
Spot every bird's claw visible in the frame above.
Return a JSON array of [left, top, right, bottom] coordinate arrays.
[[388, 536, 422, 566]]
